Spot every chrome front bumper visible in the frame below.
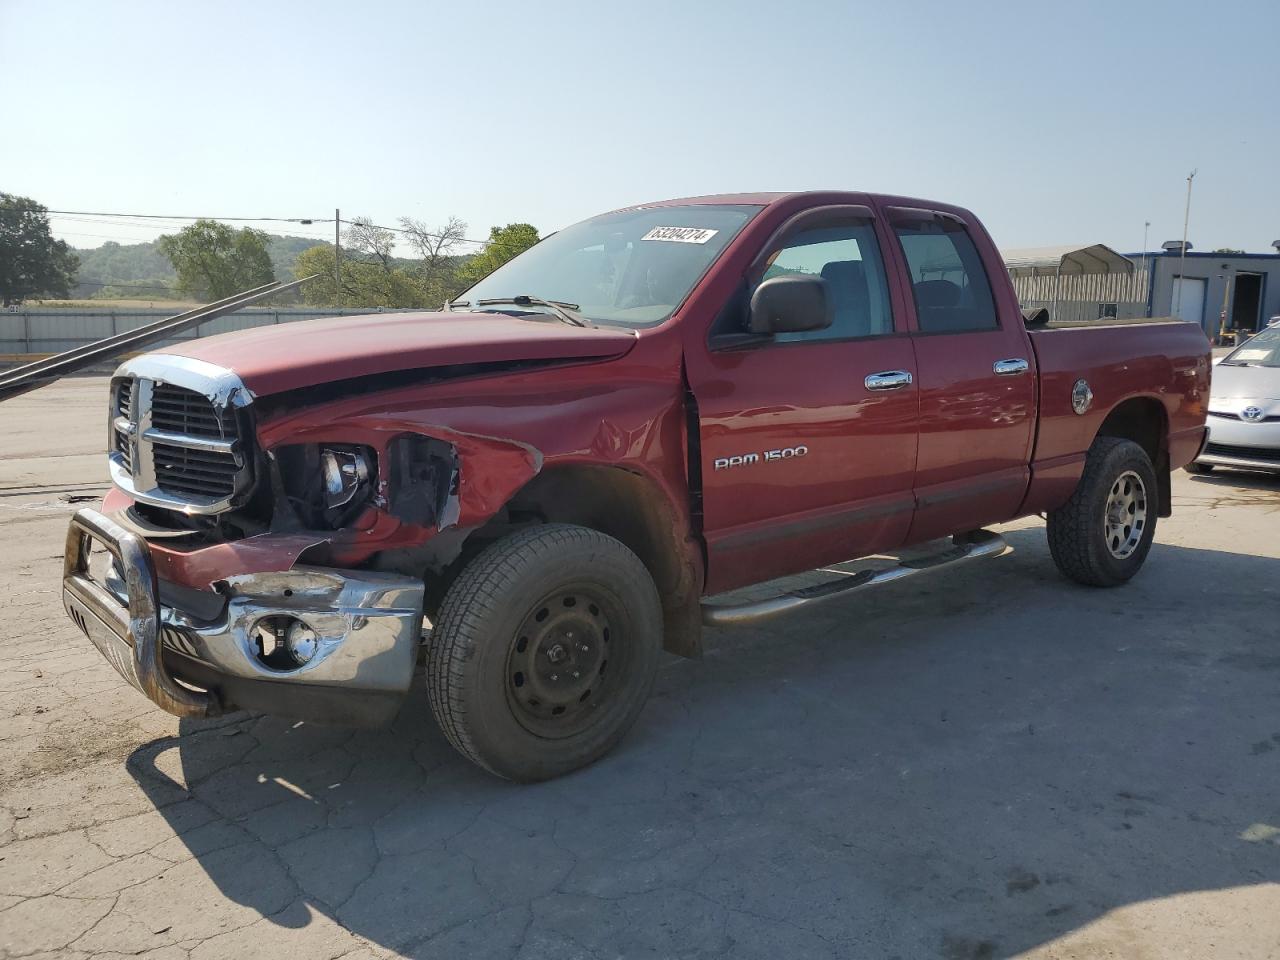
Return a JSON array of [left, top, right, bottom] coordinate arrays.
[[62, 508, 425, 726]]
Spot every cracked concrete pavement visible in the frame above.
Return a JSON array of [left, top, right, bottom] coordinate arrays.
[[0, 377, 1278, 959]]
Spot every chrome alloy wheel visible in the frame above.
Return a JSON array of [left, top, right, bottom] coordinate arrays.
[[1103, 470, 1147, 559]]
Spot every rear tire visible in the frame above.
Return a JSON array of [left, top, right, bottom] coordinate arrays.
[[1047, 437, 1158, 587], [1184, 461, 1214, 475], [426, 523, 661, 782]]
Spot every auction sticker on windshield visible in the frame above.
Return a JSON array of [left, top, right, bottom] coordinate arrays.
[[641, 226, 719, 244], [1233, 348, 1270, 361]]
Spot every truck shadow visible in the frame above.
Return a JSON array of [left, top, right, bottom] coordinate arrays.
[[1185, 467, 1280, 496], [126, 528, 1280, 959]]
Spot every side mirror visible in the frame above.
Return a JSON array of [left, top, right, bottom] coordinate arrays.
[[748, 275, 831, 334]]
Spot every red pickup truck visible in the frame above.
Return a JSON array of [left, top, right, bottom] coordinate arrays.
[[63, 191, 1210, 781]]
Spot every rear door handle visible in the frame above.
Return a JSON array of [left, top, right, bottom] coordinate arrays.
[[993, 358, 1029, 376], [865, 370, 913, 391]]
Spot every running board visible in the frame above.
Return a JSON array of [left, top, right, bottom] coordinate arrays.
[[700, 530, 1011, 627]]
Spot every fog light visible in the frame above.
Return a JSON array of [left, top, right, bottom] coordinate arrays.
[[285, 620, 318, 665], [251, 615, 319, 669]]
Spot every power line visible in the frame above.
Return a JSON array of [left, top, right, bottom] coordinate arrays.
[[43, 208, 493, 247], [74, 278, 179, 290], [52, 221, 342, 248], [336, 217, 490, 246], [55, 229, 168, 243], [51, 213, 329, 237], [51, 214, 190, 227], [47, 208, 328, 225]]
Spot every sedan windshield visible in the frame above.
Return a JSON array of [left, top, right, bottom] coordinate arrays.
[[455, 204, 760, 327], [1222, 325, 1280, 367]]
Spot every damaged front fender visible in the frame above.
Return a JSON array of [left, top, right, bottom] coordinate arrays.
[[258, 413, 544, 537]]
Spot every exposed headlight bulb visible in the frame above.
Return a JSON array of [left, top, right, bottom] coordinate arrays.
[[251, 616, 320, 669], [319, 448, 371, 507]]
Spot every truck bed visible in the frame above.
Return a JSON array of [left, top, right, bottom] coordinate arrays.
[[1020, 317, 1211, 515], [1033, 315, 1187, 331]]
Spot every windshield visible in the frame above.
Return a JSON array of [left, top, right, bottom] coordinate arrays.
[[1222, 326, 1280, 367], [456, 204, 760, 327]]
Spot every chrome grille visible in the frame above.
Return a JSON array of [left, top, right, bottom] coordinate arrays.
[[107, 356, 254, 514], [111, 379, 134, 474], [1208, 410, 1280, 423], [115, 378, 132, 419], [1204, 441, 1280, 463], [151, 383, 236, 438], [154, 439, 239, 498], [148, 384, 242, 499]]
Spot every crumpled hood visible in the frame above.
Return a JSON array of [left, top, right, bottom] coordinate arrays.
[[159, 311, 638, 397]]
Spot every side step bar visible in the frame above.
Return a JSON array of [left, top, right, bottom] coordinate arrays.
[[700, 530, 1011, 627]]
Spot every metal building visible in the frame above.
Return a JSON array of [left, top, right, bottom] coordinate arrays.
[[1002, 241, 1280, 337], [1141, 244, 1280, 337]]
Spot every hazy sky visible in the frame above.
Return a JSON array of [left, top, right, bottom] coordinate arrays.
[[4, 0, 1277, 256]]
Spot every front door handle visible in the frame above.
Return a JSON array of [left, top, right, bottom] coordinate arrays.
[[865, 370, 913, 391], [993, 358, 1029, 376]]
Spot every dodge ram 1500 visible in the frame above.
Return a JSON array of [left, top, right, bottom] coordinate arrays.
[[63, 191, 1211, 780]]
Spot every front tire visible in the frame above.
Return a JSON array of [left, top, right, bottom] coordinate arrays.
[[1047, 437, 1158, 587], [426, 524, 662, 782]]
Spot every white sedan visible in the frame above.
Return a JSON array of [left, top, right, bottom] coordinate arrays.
[[1189, 325, 1280, 474]]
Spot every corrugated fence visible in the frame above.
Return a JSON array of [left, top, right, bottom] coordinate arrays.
[[1009, 265, 1151, 323], [0, 307, 411, 356]]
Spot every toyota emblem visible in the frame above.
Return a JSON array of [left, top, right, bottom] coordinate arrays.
[[1242, 406, 1265, 422]]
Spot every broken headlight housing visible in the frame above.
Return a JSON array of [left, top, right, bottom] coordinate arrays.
[[273, 443, 377, 529], [320, 447, 372, 508]]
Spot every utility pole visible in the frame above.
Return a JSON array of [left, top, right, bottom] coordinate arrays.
[[1174, 170, 1196, 317], [334, 208, 342, 288], [1218, 272, 1233, 343]]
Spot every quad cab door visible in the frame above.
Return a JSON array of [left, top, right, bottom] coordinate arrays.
[[685, 205, 921, 595], [882, 206, 1036, 542]]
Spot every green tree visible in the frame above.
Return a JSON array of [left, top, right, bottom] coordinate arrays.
[[294, 245, 432, 309], [0, 193, 80, 305], [157, 219, 276, 299], [458, 223, 540, 286]]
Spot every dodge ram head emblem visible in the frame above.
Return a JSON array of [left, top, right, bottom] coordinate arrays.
[[1242, 406, 1265, 422], [1071, 379, 1094, 415]]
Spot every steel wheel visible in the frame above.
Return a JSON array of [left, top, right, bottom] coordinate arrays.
[[427, 524, 661, 781], [504, 585, 625, 740], [1103, 469, 1147, 559]]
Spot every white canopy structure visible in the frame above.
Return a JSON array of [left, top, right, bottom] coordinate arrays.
[[1001, 244, 1141, 321], [1001, 244, 1135, 278]]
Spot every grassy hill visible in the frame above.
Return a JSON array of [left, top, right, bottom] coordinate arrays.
[[71, 234, 335, 299]]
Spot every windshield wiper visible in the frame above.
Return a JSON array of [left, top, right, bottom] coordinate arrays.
[[474, 295, 588, 327]]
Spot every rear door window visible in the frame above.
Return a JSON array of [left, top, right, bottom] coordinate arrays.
[[894, 218, 999, 333]]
